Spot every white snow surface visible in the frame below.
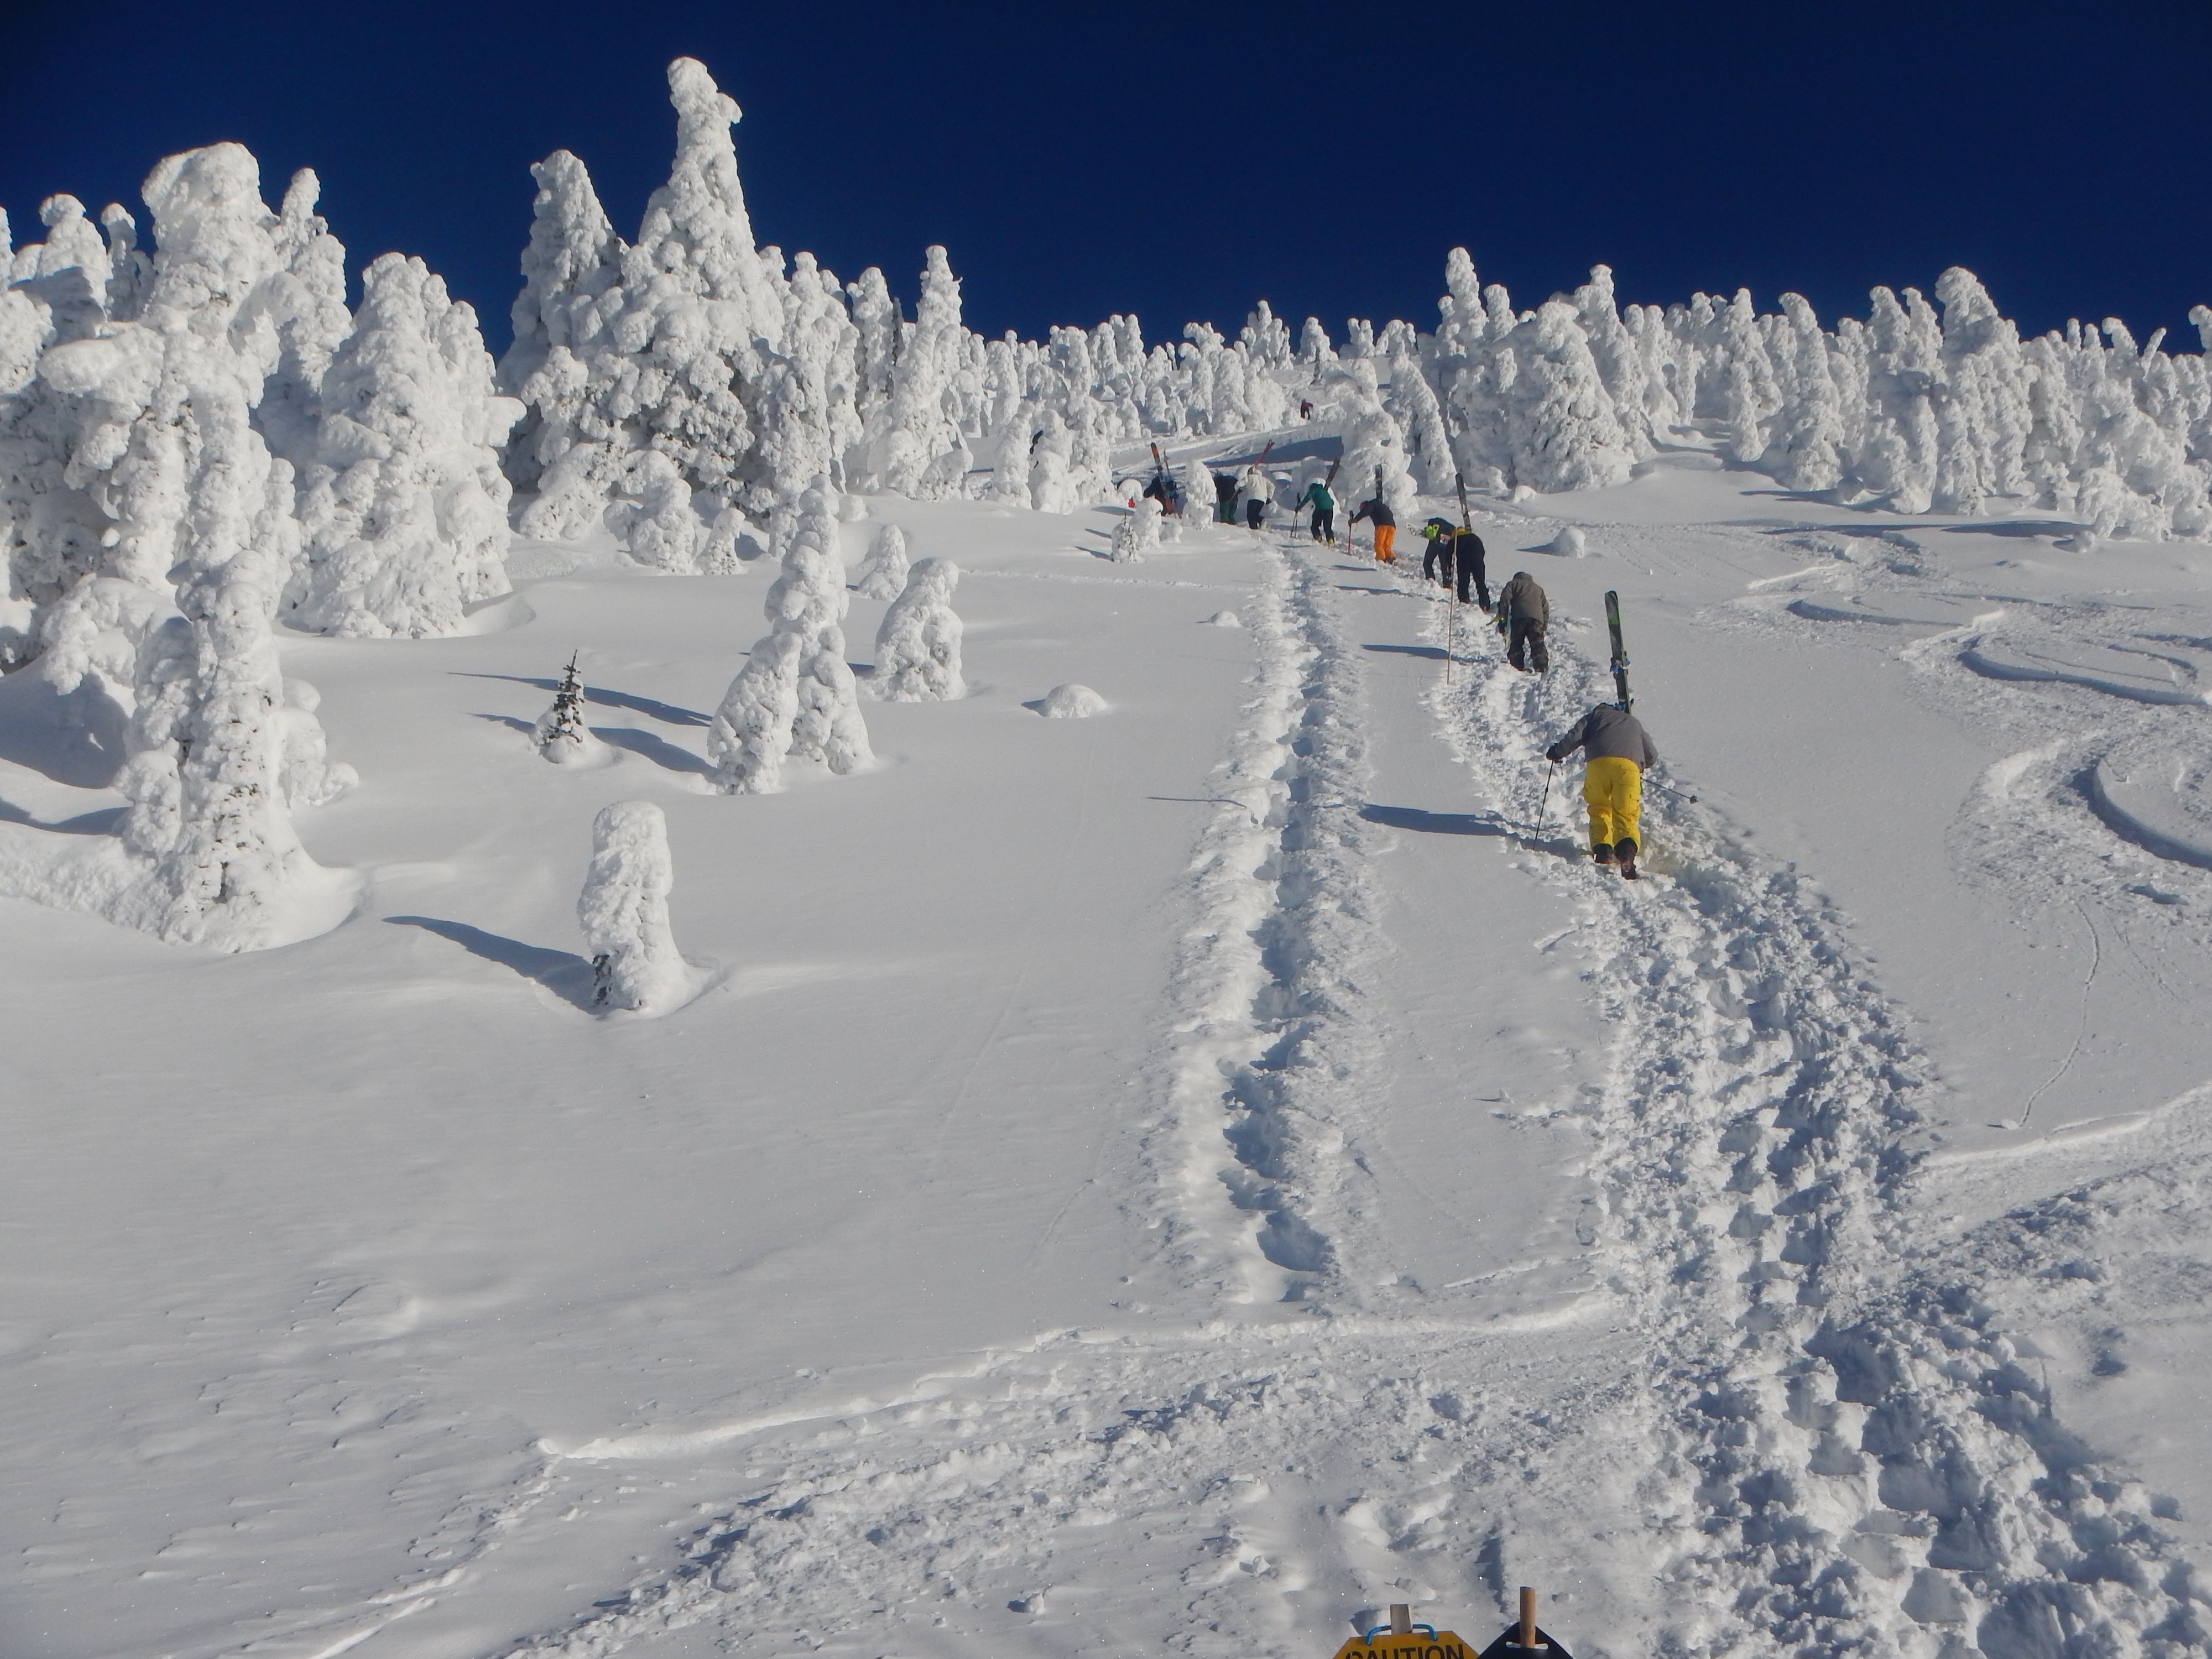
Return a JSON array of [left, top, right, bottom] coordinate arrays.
[[10, 446, 2212, 1659]]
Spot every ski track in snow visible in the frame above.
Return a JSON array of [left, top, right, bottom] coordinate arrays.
[[485, 528, 2209, 1659], [1422, 548, 2206, 1658]]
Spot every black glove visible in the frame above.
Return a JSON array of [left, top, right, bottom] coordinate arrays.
[[1543, 745, 1564, 763]]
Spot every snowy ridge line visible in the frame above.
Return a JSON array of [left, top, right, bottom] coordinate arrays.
[[1423, 601, 2205, 1655]]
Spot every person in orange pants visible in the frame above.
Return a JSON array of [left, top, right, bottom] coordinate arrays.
[[1543, 703, 1658, 879], [1349, 495, 1396, 562]]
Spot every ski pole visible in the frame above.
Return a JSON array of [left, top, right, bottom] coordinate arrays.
[[1443, 572, 1455, 684], [1647, 779, 1699, 804], [1531, 760, 1556, 841]]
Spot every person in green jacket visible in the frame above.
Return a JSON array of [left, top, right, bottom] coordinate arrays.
[[1298, 477, 1337, 544]]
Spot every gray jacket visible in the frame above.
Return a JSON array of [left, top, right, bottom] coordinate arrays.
[[1546, 705, 1656, 767], [1497, 572, 1548, 628]]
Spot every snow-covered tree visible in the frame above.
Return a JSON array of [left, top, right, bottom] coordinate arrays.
[[872, 246, 969, 497], [1110, 495, 1162, 562], [604, 448, 705, 573], [257, 170, 353, 471], [1499, 300, 1639, 492], [855, 520, 909, 598], [533, 653, 600, 763], [707, 483, 868, 792], [503, 149, 623, 513], [1028, 409, 1077, 513], [33, 143, 293, 711], [578, 800, 690, 1012], [1929, 266, 2032, 514], [1334, 379, 1418, 520], [1388, 338, 1456, 494], [1436, 248, 1485, 366], [113, 387, 352, 950], [1760, 293, 1846, 491], [1298, 316, 1333, 383], [289, 253, 520, 637], [872, 556, 964, 700]]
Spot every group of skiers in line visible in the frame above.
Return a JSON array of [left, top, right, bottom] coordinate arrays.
[[1166, 453, 1656, 880], [1280, 466, 1654, 880]]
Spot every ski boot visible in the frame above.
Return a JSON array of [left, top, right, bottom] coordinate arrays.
[[1616, 838, 1639, 880]]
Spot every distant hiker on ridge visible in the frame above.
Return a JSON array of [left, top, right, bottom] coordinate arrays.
[[1350, 493, 1396, 563], [1544, 702, 1657, 879], [1496, 570, 1549, 672], [1300, 474, 1337, 544]]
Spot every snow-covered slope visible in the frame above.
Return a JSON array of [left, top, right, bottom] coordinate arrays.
[[7, 438, 2212, 1659]]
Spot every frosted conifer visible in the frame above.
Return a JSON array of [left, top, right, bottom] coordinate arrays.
[[855, 521, 909, 598], [578, 800, 690, 1013], [707, 482, 868, 792], [1110, 496, 1162, 562], [605, 448, 704, 573], [290, 253, 519, 637], [533, 653, 600, 764], [872, 557, 964, 701]]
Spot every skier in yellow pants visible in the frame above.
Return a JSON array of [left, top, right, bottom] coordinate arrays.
[[1544, 703, 1658, 879]]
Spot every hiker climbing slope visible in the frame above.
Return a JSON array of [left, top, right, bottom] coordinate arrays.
[[1544, 702, 1657, 879], [1240, 464, 1273, 533], [1451, 522, 1490, 610], [1300, 474, 1337, 544], [1495, 570, 1549, 672], [1350, 493, 1396, 562]]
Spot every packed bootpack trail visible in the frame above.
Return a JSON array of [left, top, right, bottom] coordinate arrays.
[[12, 50, 2212, 1659]]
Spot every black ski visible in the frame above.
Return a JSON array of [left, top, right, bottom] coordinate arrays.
[[1604, 589, 1632, 711]]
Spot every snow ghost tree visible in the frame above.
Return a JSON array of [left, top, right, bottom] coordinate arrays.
[[1110, 495, 1162, 562], [1029, 410, 1077, 513], [577, 800, 691, 1013], [872, 246, 968, 497], [1334, 382, 1419, 521], [855, 521, 909, 598], [289, 252, 521, 637], [114, 388, 353, 950], [604, 447, 705, 572], [1499, 300, 1639, 492], [708, 483, 870, 792], [872, 556, 964, 700], [533, 653, 601, 764]]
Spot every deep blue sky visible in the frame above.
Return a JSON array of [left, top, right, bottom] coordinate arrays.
[[6, 0, 2208, 356]]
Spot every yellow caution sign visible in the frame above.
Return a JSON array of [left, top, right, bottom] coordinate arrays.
[[1330, 1633, 1477, 1659]]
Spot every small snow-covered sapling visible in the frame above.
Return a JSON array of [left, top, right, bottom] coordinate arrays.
[[533, 653, 598, 764]]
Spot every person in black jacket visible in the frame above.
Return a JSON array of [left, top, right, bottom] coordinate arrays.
[[1349, 497, 1396, 562]]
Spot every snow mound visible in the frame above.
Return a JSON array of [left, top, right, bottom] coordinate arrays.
[[1545, 526, 1589, 557], [1031, 683, 1107, 719], [1204, 611, 1241, 628]]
